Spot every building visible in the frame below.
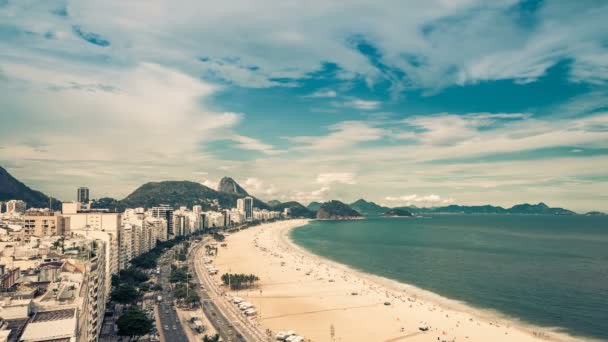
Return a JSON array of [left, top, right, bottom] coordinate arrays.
[[61, 202, 91, 214], [6, 200, 27, 214], [63, 209, 122, 294], [173, 214, 189, 237], [243, 197, 253, 221], [77, 187, 90, 204], [0, 265, 20, 290], [236, 197, 253, 221], [193, 205, 202, 214], [23, 209, 70, 237], [151, 205, 173, 236]]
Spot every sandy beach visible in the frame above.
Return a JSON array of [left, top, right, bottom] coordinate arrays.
[[210, 219, 583, 342]]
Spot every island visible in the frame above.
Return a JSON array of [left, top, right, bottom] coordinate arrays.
[[383, 208, 414, 217], [316, 200, 363, 220]]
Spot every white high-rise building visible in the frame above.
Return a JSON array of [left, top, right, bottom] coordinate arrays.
[[63, 209, 122, 293], [6, 199, 27, 213], [237, 197, 254, 221], [151, 205, 173, 236]]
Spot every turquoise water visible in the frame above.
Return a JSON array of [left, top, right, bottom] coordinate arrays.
[[290, 215, 608, 340]]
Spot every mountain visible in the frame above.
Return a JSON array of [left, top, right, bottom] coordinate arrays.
[[307, 201, 322, 211], [272, 201, 315, 218], [0, 166, 61, 209], [111, 179, 269, 211], [267, 200, 282, 207], [585, 211, 606, 216], [317, 200, 363, 220], [217, 177, 249, 196], [349, 199, 390, 216], [383, 208, 414, 217], [395, 203, 576, 215], [507, 202, 575, 215]]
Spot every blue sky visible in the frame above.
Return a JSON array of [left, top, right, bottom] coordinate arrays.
[[1, 0, 607, 212]]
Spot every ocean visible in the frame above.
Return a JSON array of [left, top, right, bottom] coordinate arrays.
[[290, 215, 608, 340]]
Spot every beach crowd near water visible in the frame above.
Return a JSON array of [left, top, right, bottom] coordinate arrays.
[[208, 220, 584, 342]]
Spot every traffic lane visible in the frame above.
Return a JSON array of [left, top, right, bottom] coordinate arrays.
[[201, 300, 245, 342], [189, 257, 246, 342], [157, 264, 189, 341]]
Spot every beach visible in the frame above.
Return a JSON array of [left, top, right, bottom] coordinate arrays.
[[211, 219, 583, 342]]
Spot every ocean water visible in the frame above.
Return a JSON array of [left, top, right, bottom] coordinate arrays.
[[290, 215, 608, 340]]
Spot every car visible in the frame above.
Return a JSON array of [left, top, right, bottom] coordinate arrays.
[[164, 325, 169, 331], [172, 325, 177, 330]]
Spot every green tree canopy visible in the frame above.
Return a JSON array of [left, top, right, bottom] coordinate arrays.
[[117, 309, 153, 337]]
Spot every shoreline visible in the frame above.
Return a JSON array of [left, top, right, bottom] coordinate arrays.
[[214, 219, 587, 342]]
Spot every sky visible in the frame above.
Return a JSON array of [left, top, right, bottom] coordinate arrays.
[[1, 0, 607, 212]]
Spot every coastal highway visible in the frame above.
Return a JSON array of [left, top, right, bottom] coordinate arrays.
[[157, 250, 189, 341], [189, 240, 268, 342]]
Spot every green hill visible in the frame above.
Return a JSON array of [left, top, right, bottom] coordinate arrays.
[[272, 201, 315, 218], [93, 179, 268, 211], [317, 200, 362, 220], [0, 166, 61, 209], [307, 201, 322, 211], [383, 208, 414, 217], [349, 199, 390, 216]]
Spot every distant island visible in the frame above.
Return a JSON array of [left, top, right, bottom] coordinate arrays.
[[383, 208, 414, 217], [585, 211, 606, 216], [317, 200, 363, 220]]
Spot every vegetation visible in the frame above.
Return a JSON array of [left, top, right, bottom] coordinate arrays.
[[119, 180, 269, 211], [316, 200, 362, 220], [396, 202, 576, 215], [118, 267, 150, 285], [383, 208, 414, 217], [170, 266, 189, 283], [0, 166, 62, 210], [130, 237, 184, 269], [111, 284, 140, 304], [202, 334, 220, 342], [117, 308, 153, 338], [272, 201, 316, 218], [221, 273, 260, 290], [350, 199, 391, 216]]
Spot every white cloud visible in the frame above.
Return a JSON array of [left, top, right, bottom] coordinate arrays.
[[385, 194, 454, 206], [289, 121, 385, 151], [201, 179, 217, 189], [230, 135, 284, 155], [342, 99, 381, 110], [2, 0, 607, 93], [243, 177, 279, 198], [305, 89, 337, 98], [316, 172, 357, 185]]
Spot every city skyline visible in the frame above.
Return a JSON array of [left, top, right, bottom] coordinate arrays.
[[1, 1, 608, 211]]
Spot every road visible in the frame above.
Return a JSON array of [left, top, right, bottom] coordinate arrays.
[[156, 251, 189, 341], [188, 242, 248, 342], [189, 240, 270, 342]]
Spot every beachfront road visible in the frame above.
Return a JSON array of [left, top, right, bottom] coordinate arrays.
[[189, 240, 268, 342], [157, 250, 189, 341]]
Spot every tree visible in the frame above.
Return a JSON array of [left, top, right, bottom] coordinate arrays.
[[111, 284, 139, 304], [117, 309, 153, 338], [185, 292, 200, 306], [203, 334, 220, 342], [170, 267, 189, 283]]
